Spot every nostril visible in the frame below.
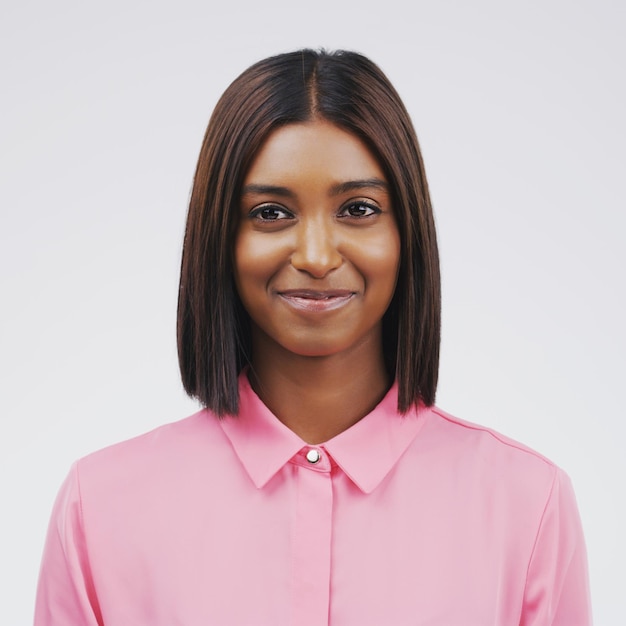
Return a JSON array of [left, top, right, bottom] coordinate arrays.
[[291, 249, 342, 278], [291, 227, 342, 277]]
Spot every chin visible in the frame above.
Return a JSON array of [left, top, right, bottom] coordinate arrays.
[[281, 332, 375, 360], [284, 343, 345, 359]]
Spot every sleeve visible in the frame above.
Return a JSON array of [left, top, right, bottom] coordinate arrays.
[[34, 463, 103, 626], [520, 467, 592, 626]]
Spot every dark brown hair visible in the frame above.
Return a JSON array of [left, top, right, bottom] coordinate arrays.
[[177, 49, 440, 415]]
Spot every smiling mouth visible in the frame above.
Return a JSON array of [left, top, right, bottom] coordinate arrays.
[[277, 289, 356, 312]]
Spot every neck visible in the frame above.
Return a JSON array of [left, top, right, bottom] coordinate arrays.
[[247, 332, 391, 444]]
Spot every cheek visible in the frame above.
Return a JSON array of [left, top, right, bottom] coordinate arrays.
[[353, 230, 401, 295], [233, 232, 286, 298]]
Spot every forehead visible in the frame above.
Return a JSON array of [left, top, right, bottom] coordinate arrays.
[[243, 120, 386, 186]]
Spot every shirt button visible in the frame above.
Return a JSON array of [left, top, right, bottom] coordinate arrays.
[[306, 449, 322, 464]]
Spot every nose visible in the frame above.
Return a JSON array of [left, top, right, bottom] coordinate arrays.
[[290, 218, 342, 278]]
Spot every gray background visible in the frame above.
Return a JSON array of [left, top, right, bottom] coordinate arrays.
[[1, 0, 624, 623]]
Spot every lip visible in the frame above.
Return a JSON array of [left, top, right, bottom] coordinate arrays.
[[277, 289, 356, 312]]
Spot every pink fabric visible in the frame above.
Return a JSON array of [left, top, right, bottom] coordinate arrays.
[[35, 374, 592, 625]]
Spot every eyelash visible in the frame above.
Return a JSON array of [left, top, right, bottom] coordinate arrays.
[[248, 200, 381, 222], [249, 205, 293, 221], [337, 201, 381, 218]]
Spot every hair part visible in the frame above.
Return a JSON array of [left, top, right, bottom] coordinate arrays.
[[177, 49, 441, 415]]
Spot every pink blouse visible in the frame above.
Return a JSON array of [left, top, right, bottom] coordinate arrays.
[[35, 374, 592, 625]]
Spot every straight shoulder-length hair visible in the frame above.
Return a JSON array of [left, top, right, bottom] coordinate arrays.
[[177, 49, 441, 415]]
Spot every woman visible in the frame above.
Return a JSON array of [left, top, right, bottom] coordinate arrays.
[[35, 49, 591, 625]]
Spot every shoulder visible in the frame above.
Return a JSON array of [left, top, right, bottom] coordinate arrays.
[[427, 405, 555, 463], [417, 405, 562, 500], [74, 409, 231, 495]]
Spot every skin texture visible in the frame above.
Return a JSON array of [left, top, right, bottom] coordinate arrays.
[[234, 120, 401, 443]]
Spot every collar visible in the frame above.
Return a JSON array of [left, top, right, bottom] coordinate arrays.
[[219, 372, 427, 494]]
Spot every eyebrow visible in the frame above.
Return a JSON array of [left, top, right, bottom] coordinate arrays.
[[241, 184, 295, 198], [329, 178, 389, 195], [240, 178, 389, 198]]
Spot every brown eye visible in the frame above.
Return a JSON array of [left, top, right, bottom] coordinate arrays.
[[338, 201, 380, 218], [250, 205, 293, 221]]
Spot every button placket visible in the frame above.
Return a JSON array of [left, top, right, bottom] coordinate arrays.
[[291, 449, 333, 625]]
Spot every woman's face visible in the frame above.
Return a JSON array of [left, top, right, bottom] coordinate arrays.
[[234, 120, 400, 360]]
